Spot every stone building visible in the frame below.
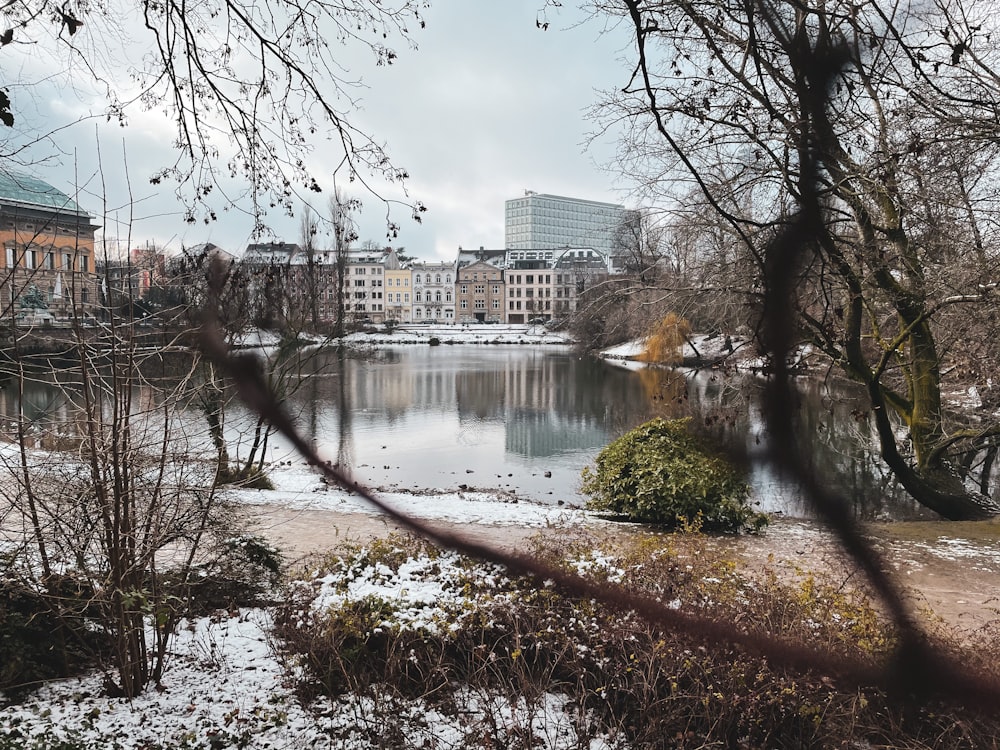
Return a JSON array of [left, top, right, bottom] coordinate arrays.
[[0, 170, 99, 323], [456, 259, 504, 323]]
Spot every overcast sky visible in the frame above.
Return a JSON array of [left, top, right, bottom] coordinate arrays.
[[15, 1, 636, 262]]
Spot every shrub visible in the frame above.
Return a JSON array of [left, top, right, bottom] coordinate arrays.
[[0, 569, 106, 698], [581, 417, 766, 532], [181, 534, 284, 612], [274, 531, 1000, 750], [639, 312, 690, 364]]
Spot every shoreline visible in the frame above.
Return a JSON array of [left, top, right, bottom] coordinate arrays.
[[229, 465, 1000, 633]]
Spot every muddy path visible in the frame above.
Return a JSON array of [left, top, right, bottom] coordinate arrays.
[[244, 502, 1000, 634]]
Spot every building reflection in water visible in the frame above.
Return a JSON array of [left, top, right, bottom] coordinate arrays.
[[2, 345, 928, 518]]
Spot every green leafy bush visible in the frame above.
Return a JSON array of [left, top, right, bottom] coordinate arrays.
[[581, 417, 766, 532]]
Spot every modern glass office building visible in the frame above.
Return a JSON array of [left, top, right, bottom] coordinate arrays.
[[504, 191, 625, 257]]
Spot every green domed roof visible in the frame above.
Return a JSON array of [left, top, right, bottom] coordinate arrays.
[[0, 169, 89, 216]]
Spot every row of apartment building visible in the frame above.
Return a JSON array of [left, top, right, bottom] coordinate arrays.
[[242, 243, 610, 325], [0, 172, 627, 328]]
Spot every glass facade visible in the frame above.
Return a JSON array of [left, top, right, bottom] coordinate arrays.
[[504, 192, 624, 257]]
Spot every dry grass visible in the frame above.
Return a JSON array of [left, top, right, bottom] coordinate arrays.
[[274, 529, 1000, 749]]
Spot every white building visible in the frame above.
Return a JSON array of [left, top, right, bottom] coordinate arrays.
[[504, 191, 625, 259], [411, 261, 455, 322], [342, 248, 385, 323]]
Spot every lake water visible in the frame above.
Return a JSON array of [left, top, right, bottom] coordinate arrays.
[[0, 344, 930, 520], [250, 345, 929, 521]]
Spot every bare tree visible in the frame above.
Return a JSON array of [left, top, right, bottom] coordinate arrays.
[[330, 189, 359, 338], [0, 0, 428, 230], [611, 208, 667, 280], [300, 208, 321, 331], [0, 245, 250, 698], [584, 0, 1000, 519]]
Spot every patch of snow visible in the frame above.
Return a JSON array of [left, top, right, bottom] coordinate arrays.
[[225, 461, 593, 528], [343, 323, 575, 347], [600, 333, 754, 366], [230, 328, 283, 348], [601, 340, 647, 360], [2, 608, 626, 748], [1, 611, 334, 748]]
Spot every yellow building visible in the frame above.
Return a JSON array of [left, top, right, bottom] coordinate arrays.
[[383, 249, 412, 323], [0, 170, 99, 324]]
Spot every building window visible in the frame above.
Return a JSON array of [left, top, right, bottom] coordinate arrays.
[[474, 285, 485, 294], [460, 285, 468, 294], [474, 299, 485, 309], [78, 254, 88, 273], [5, 247, 14, 268], [435, 274, 441, 283], [404, 293, 410, 302], [446, 291, 452, 302], [492, 299, 499, 310], [45, 252, 54, 270], [416, 291, 422, 302], [492, 285, 500, 294], [460, 300, 467, 310], [435, 291, 442, 302]]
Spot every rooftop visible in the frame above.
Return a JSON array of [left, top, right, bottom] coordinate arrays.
[[0, 169, 90, 216]]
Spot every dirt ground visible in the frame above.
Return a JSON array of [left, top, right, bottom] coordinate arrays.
[[244, 502, 1000, 635]]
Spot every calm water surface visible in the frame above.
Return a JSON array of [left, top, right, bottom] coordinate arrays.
[[3, 344, 929, 520], [259, 345, 928, 521]]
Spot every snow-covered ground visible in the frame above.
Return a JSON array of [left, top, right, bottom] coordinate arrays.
[[344, 322, 575, 346], [229, 461, 590, 528], [0, 458, 613, 749], [600, 332, 753, 366], [232, 323, 575, 350], [2, 596, 622, 749]]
